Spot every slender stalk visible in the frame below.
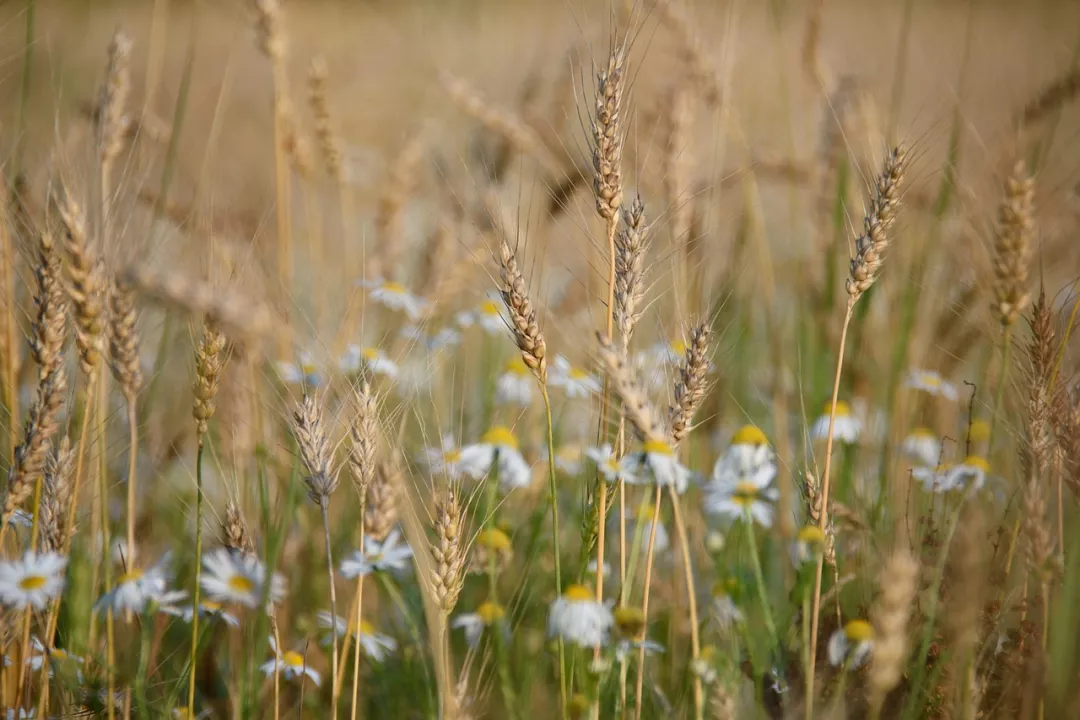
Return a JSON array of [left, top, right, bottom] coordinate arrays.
[[271, 62, 293, 360], [187, 441, 206, 712], [126, 399, 138, 575], [541, 387, 568, 719], [135, 605, 154, 716], [633, 484, 663, 720], [744, 514, 778, 647], [988, 327, 1013, 450], [100, 376, 116, 720], [320, 503, 340, 718], [668, 487, 703, 719], [806, 301, 854, 719], [349, 510, 366, 719]]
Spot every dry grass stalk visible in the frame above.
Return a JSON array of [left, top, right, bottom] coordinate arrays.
[[291, 393, 339, 506], [59, 193, 106, 374], [845, 145, 907, 302], [40, 439, 75, 554], [990, 162, 1035, 329], [498, 239, 547, 383], [123, 264, 273, 340], [591, 47, 625, 224], [613, 197, 649, 349], [308, 56, 343, 182], [222, 500, 255, 556], [1016, 67, 1080, 128], [441, 72, 562, 177], [192, 321, 226, 441], [655, 0, 723, 107], [431, 489, 466, 615], [802, 0, 828, 88], [669, 321, 712, 446], [868, 549, 919, 713], [365, 457, 400, 542], [595, 334, 665, 444], [107, 278, 142, 400], [373, 133, 424, 281]]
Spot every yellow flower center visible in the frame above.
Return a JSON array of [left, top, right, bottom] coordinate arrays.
[[909, 427, 935, 440], [443, 449, 462, 463], [380, 281, 406, 294], [919, 372, 941, 387], [481, 426, 518, 450], [18, 575, 47, 591], [476, 601, 506, 624], [642, 439, 673, 457], [52, 648, 70, 661], [118, 569, 144, 585], [962, 455, 990, 472], [359, 619, 376, 635], [614, 606, 646, 638], [563, 584, 593, 602], [824, 401, 852, 417], [732, 481, 761, 506], [731, 425, 768, 447], [504, 356, 529, 376], [845, 619, 874, 642], [368, 552, 384, 565], [227, 575, 255, 594], [969, 419, 991, 443], [480, 300, 500, 316], [635, 502, 656, 522], [301, 361, 317, 375], [361, 348, 379, 361], [698, 644, 717, 662], [670, 341, 687, 356], [569, 367, 589, 380], [476, 528, 511, 552], [202, 600, 223, 612], [282, 651, 305, 668], [605, 458, 620, 473], [797, 525, 826, 546]]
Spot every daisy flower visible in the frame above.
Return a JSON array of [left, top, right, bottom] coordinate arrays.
[[547, 584, 614, 648], [456, 297, 507, 334], [647, 339, 688, 367], [942, 455, 989, 493], [790, 525, 827, 567], [705, 429, 779, 526], [23, 636, 83, 674], [549, 355, 601, 398], [902, 428, 941, 467], [452, 600, 507, 648], [911, 463, 951, 493], [548, 445, 582, 475], [363, 279, 428, 320], [4, 709, 34, 719], [420, 435, 466, 480], [586, 559, 612, 579], [0, 552, 67, 610], [828, 619, 874, 668], [586, 444, 634, 484], [905, 368, 958, 401], [340, 528, 414, 578], [340, 345, 399, 380], [260, 636, 320, 686], [95, 553, 187, 614], [163, 599, 240, 628], [619, 440, 692, 493], [199, 549, 286, 608], [690, 645, 719, 684], [400, 324, 460, 352], [968, 418, 991, 447], [316, 612, 398, 661], [495, 356, 534, 406], [276, 350, 322, 387], [470, 527, 514, 574], [711, 580, 745, 631], [809, 401, 862, 444], [615, 637, 665, 664], [458, 426, 533, 491]]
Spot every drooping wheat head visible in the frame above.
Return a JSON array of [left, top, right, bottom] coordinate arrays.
[[222, 500, 255, 556]]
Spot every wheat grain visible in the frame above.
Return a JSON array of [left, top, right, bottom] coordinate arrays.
[[193, 321, 226, 441], [591, 48, 625, 223], [222, 500, 255, 556], [40, 438, 75, 554], [498, 239, 547, 383], [107, 278, 142, 400], [431, 489, 466, 615], [991, 162, 1035, 329], [613, 197, 649, 349], [669, 321, 711, 446], [308, 56, 343, 182], [291, 393, 339, 506], [846, 145, 907, 301], [868, 550, 918, 712], [595, 334, 665, 444], [350, 382, 380, 497], [365, 457, 400, 542], [59, 192, 106, 374]]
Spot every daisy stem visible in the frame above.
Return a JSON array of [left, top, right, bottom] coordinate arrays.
[[341, 510, 365, 718], [988, 326, 1013, 452], [126, 396, 138, 589], [806, 301, 854, 720], [541, 387, 568, 720], [187, 440, 205, 713], [135, 604, 154, 716], [633, 484, 663, 720], [744, 514, 778, 649], [321, 503, 340, 718], [668, 487, 703, 720], [621, 497, 650, 606]]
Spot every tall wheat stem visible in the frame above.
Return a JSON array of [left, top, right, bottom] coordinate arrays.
[[806, 301, 854, 719], [633, 484, 663, 720], [319, 503, 340, 717], [125, 399, 138, 575], [187, 441, 206, 712], [541, 387, 568, 718], [668, 487, 703, 718]]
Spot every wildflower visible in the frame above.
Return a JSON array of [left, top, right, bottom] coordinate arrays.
[[620, 440, 692, 493], [199, 549, 286, 608], [615, 637, 665, 664], [548, 445, 583, 475], [458, 426, 533, 491], [420, 435, 466, 480], [968, 419, 991, 446], [711, 580, 745, 631], [23, 637, 83, 674], [691, 645, 719, 684], [400, 324, 460, 352], [4, 709, 35, 719], [456, 297, 506, 334], [648, 339, 688, 367], [619, 502, 670, 554], [610, 607, 664, 666], [905, 369, 958, 401], [902, 428, 941, 467], [586, 559, 612, 579], [276, 350, 322, 386], [706, 425, 779, 526], [790, 525, 826, 567], [942, 455, 989, 493], [496, 356, 534, 406], [470, 527, 514, 574], [341, 345, 399, 380], [316, 612, 397, 661], [95, 553, 187, 614], [912, 463, 951, 493], [0, 552, 67, 610], [363, 279, 428, 320], [585, 444, 634, 484], [260, 636, 321, 686], [810, 401, 862, 444], [549, 355, 601, 398], [340, 528, 414, 578], [163, 599, 240, 628], [548, 584, 614, 648], [452, 600, 507, 648], [827, 619, 874, 668]]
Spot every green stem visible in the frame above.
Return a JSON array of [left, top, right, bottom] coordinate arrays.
[[541, 387, 568, 720], [135, 605, 154, 716], [744, 514, 778, 649], [187, 441, 205, 713]]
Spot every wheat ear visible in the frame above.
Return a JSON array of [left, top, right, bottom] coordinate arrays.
[[867, 550, 918, 717]]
